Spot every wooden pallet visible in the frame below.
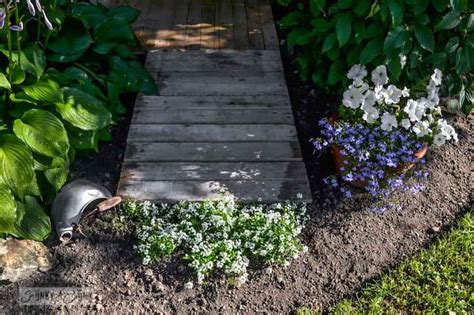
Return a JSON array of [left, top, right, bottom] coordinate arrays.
[[108, 0, 279, 50], [118, 49, 311, 203]]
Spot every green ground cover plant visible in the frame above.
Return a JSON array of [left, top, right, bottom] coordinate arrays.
[[0, 0, 157, 241], [122, 196, 308, 286], [298, 209, 473, 314], [276, 0, 473, 114]]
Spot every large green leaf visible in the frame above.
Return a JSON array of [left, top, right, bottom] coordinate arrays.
[[71, 3, 107, 29], [414, 24, 434, 52], [322, 33, 338, 53], [68, 128, 99, 151], [14, 196, 51, 241], [109, 56, 158, 94], [108, 6, 141, 24], [383, 26, 408, 54], [13, 109, 70, 158], [56, 87, 112, 131], [431, 0, 449, 12], [388, 0, 404, 26], [0, 44, 47, 79], [435, 11, 461, 30], [22, 79, 63, 103], [47, 19, 92, 61], [360, 38, 383, 64], [327, 60, 345, 85], [0, 135, 36, 199], [0, 73, 11, 90], [93, 16, 135, 43], [44, 156, 69, 192], [336, 13, 352, 47], [287, 28, 315, 49], [0, 185, 17, 235]]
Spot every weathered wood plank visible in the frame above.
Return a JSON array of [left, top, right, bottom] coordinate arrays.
[[232, 0, 250, 49], [157, 72, 287, 96], [146, 49, 281, 63], [246, 0, 264, 49], [200, 2, 219, 49], [124, 142, 302, 162], [120, 161, 308, 180], [169, 0, 190, 48], [185, 1, 203, 49], [132, 109, 294, 124], [217, 0, 234, 49], [147, 58, 282, 73], [259, 0, 279, 49], [127, 124, 298, 142], [118, 180, 312, 203], [135, 95, 291, 109]]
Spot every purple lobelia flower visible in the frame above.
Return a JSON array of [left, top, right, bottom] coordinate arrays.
[[0, 7, 5, 28]]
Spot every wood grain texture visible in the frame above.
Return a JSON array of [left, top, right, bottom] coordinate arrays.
[[123, 142, 303, 162], [118, 180, 312, 203]]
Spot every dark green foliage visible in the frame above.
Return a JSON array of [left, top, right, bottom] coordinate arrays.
[[275, 0, 473, 114], [0, 1, 157, 241]]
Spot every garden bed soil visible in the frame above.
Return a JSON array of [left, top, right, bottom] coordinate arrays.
[[0, 25, 472, 315]]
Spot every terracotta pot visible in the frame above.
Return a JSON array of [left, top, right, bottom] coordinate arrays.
[[332, 144, 429, 189]]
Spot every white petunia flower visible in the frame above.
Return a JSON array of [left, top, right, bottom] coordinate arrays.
[[363, 90, 377, 107], [342, 87, 364, 109], [361, 102, 379, 123], [383, 84, 403, 104], [347, 64, 367, 82], [371, 65, 389, 86], [431, 69, 442, 86], [401, 118, 411, 129], [404, 99, 425, 122], [438, 119, 458, 142], [401, 87, 410, 97], [412, 120, 431, 137], [433, 133, 446, 147], [362, 109, 380, 123], [380, 112, 398, 131]]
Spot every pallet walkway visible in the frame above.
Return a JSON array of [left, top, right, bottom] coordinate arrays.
[[108, 0, 279, 50], [115, 1, 312, 203]]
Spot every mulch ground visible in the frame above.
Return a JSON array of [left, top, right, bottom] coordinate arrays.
[[1, 22, 472, 315]]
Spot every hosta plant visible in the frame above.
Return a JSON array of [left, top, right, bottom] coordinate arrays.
[[123, 196, 308, 286], [277, 0, 473, 114], [0, 0, 157, 241], [312, 64, 458, 211]]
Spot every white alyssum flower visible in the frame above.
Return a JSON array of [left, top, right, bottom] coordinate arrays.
[[371, 65, 388, 86], [184, 282, 194, 289], [380, 112, 398, 131], [342, 87, 364, 109]]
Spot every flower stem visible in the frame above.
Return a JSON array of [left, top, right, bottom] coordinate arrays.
[[14, 1, 21, 66]]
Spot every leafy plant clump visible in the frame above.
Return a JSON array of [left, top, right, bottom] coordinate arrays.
[[122, 196, 308, 286], [0, 1, 157, 241], [313, 64, 457, 211], [277, 0, 473, 114]]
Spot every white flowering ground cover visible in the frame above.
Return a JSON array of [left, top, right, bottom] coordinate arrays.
[[122, 195, 308, 287]]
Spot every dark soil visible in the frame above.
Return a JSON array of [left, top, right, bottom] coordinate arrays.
[[1, 18, 472, 315]]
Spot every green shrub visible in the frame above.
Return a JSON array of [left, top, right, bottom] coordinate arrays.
[[0, 0, 157, 241], [122, 196, 308, 286], [276, 0, 473, 114]]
